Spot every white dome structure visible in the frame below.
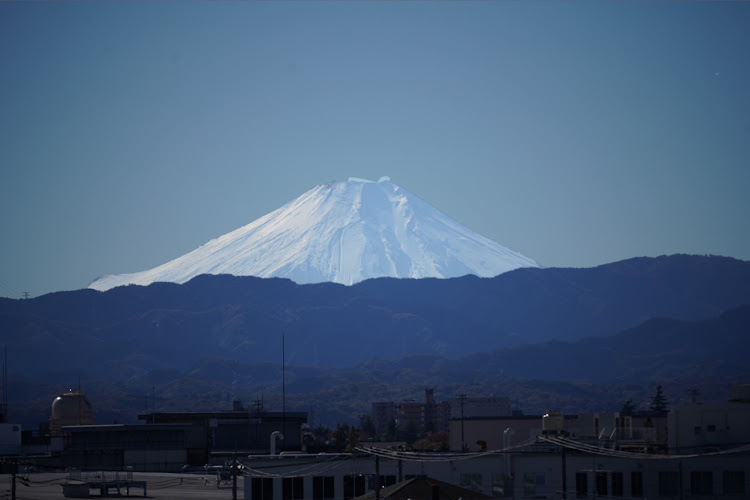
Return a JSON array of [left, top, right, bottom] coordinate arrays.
[[50, 390, 93, 432]]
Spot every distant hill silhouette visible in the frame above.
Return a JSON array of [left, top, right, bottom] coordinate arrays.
[[2, 254, 749, 383], [6, 305, 749, 429], [447, 303, 750, 382]]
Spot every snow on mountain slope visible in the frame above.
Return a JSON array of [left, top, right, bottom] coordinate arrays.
[[88, 177, 537, 291]]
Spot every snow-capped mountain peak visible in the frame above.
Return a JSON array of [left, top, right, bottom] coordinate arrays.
[[88, 177, 537, 291]]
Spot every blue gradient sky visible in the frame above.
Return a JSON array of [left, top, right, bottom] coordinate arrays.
[[2, 2, 749, 298]]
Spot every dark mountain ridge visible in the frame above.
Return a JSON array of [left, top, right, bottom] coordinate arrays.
[[2, 254, 749, 381], [7, 304, 749, 428], [453, 303, 750, 383]]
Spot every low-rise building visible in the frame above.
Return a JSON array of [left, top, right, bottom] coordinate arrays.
[[449, 413, 573, 452], [138, 408, 308, 462], [54, 423, 190, 471], [668, 384, 750, 454], [241, 439, 750, 499], [371, 389, 450, 437]]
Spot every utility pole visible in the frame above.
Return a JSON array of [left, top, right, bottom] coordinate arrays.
[[11, 460, 17, 500], [152, 385, 156, 424], [375, 455, 380, 500], [457, 393, 467, 452], [232, 452, 238, 500], [232, 360, 238, 403], [561, 443, 567, 499], [2, 345, 8, 424]]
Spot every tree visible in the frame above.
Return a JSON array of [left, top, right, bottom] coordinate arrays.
[[312, 425, 332, 441], [413, 431, 449, 452], [649, 385, 669, 415], [347, 426, 360, 451], [332, 423, 351, 451], [331, 423, 361, 451]]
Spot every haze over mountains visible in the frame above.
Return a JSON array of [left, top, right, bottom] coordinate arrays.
[[89, 177, 537, 291]]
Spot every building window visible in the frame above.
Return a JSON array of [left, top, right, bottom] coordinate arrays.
[[631, 471, 643, 497], [689, 471, 712, 496], [313, 476, 335, 500], [343, 475, 365, 499], [252, 477, 273, 500], [707, 424, 716, 432], [461, 473, 483, 493], [723, 470, 745, 496], [596, 472, 608, 497], [523, 472, 544, 497], [283, 477, 304, 500], [659, 471, 679, 497], [367, 475, 396, 491], [492, 473, 506, 498], [611, 471, 623, 497], [575, 472, 588, 498]]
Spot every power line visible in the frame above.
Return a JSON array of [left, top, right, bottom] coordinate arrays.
[[0, 279, 24, 299], [539, 435, 750, 460]]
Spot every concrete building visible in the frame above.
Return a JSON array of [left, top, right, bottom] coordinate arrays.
[[449, 409, 670, 454], [371, 389, 450, 437], [572, 412, 668, 453], [52, 423, 191, 471], [449, 414, 570, 452], [138, 408, 308, 462], [243, 450, 514, 500], [242, 439, 750, 499], [510, 442, 749, 499], [19, 394, 309, 471], [668, 385, 750, 454], [0, 423, 21, 455]]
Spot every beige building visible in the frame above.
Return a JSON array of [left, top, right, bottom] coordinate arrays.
[[668, 385, 750, 454], [449, 414, 553, 452]]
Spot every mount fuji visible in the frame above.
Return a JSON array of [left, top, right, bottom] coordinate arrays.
[[88, 177, 537, 291]]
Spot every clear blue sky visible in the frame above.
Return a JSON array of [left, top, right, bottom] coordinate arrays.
[[2, 1, 749, 298]]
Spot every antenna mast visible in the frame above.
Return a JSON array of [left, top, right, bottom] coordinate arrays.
[[282, 331, 286, 451], [1, 346, 7, 423]]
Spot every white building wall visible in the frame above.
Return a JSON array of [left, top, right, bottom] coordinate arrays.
[[123, 449, 187, 472], [242, 449, 750, 500], [449, 417, 543, 452], [243, 453, 509, 500], [668, 402, 750, 453], [0, 423, 22, 455]]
